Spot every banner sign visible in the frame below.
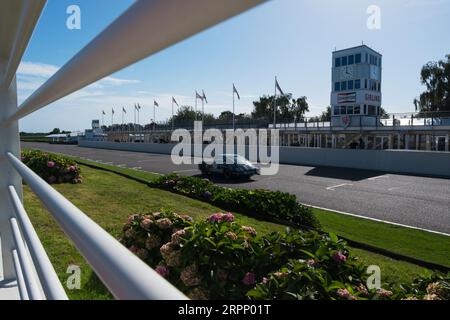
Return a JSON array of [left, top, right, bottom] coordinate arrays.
[[338, 92, 356, 104]]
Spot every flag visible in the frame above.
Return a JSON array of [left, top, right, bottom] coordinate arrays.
[[134, 104, 138, 110], [275, 78, 284, 95], [202, 90, 208, 104], [137, 104, 141, 110], [122, 107, 126, 114], [233, 84, 240, 100], [112, 108, 115, 114], [102, 110, 106, 115], [196, 91, 203, 100], [154, 100, 159, 107], [172, 97, 179, 106]]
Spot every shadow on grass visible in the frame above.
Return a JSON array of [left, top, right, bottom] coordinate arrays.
[[81, 272, 113, 300]]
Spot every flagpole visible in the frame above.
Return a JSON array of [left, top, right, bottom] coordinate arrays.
[[171, 99, 174, 131], [232, 84, 235, 131], [273, 76, 277, 129], [195, 92, 197, 121]]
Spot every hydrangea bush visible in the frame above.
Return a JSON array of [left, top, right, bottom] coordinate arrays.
[[119, 210, 450, 300], [21, 150, 82, 184], [150, 174, 319, 230]]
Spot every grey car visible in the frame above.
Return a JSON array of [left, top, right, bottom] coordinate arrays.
[[199, 154, 260, 179]]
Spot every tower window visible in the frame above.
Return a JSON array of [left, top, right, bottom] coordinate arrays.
[[335, 57, 341, 67], [348, 80, 354, 90], [348, 55, 354, 65]]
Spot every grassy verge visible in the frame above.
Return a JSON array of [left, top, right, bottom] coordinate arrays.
[[314, 208, 450, 268], [24, 164, 432, 299]]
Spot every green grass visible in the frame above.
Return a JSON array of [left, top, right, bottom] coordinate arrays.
[[348, 248, 428, 286], [24, 164, 437, 299], [314, 208, 450, 268]]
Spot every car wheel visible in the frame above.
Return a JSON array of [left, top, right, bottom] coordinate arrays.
[[223, 170, 232, 179]]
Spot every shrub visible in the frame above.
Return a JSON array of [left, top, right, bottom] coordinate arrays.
[[21, 150, 82, 184], [150, 174, 319, 230], [119, 211, 393, 300], [120, 210, 450, 300], [119, 211, 193, 266], [396, 271, 450, 300]]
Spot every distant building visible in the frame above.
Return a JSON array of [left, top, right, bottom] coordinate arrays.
[[84, 119, 107, 141], [331, 45, 382, 127]]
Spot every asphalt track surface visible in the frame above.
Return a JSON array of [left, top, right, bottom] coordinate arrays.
[[22, 142, 450, 234]]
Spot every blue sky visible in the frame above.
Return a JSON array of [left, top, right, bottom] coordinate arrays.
[[18, 0, 450, 132]]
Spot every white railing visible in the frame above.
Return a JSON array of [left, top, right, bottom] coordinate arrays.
[[0, 0, 266, 300]]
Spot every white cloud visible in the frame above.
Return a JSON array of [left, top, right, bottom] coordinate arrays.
[[17, 61, 140, 87], [17, 61, 59, 78]]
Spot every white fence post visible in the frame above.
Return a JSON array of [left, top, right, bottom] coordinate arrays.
[[0, 74, 22, 282]]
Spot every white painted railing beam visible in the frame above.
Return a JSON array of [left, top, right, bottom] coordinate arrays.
[[11, 249, 29, 300], [0, 0, 47, 90], [8, 185, 68, 300], [10, 217, 44, 300], [3, 0, 266, 124]]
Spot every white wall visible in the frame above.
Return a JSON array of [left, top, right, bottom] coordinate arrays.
[[78, 140, 450, 177]]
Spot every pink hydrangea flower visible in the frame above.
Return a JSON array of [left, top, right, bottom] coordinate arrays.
[[171, 229, 186, 245], [156, 218, 172, 229], [242, 272, 256, 286], [332, 251, 347, 263], [47, 161, 55, 168], [155, 265, 170, 278], [242, 226, 257, 237], [207, 213, 224, 223], [376, 288, 393, 298], [207, 213, 234, 223], [261, 277, 269, 284], [141, 218, 153, 230], [68, 165, 77, 172], [336, 288, 357, 300], [222, 213, 235, 222]]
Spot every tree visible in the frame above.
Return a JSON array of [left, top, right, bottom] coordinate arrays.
[[251, 94, 309, 122], [380, 107, 389, 119], [291, 97, 310, 120], [319, 106, 331, 121], [414, 54, 450, 115], [49, 128, 61, 134], [217, 111, 234, 122], [168, 105, 214, 125]]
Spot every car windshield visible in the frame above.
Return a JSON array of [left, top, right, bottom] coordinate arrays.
[[219, 154, 252, 166]]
